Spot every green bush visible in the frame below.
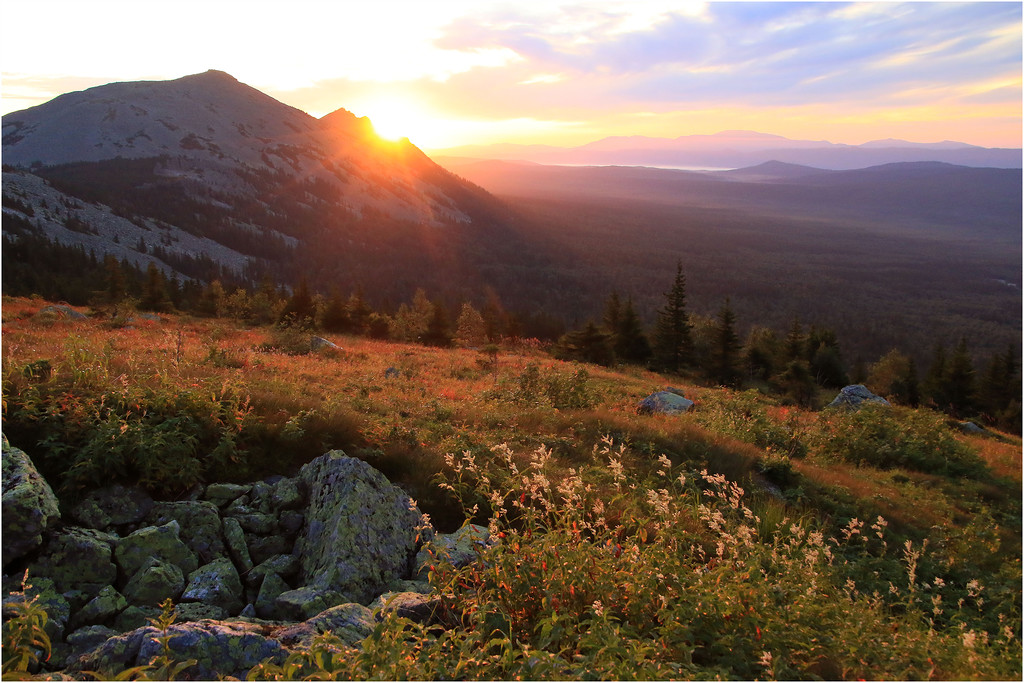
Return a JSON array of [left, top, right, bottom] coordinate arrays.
[[813, 404, 986, 476], [692, 389, 807, 457]]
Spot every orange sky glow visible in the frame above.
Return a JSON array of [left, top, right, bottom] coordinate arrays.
[[2, 1, 1021, 151]]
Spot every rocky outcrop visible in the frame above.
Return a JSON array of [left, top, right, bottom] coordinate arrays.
[[70, 485, 154, 531], [295, 451, 434, 604], [637, 388, 695, 416], [2, 437, 61, 565], [827, 385, 891, 410]]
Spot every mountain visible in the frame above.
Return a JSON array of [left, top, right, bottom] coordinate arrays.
[[2, 70, 550, 304], [432, 131, 1022, 170]]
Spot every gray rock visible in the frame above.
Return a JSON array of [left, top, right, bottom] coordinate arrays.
[[222, 517, 253, 574], [246, 535, 293, 566], [181, 558, 244, 615], [232, 512, 277, 536], [274, 586, 347, 621], [70, 621, 288, 680], [32, 527, 117, 593], [69, 585, 127, 630], [35, 304, 88, 320], [418, 524, 493, 573], [828, 384, 892, 410], [114, 521, 198, 578], [371, 591, 442, 624], [279, 510, 304, 535], [310, 336, 340, 352], [254, 573, 290, 620], [295, 451, 435, 604], [245, 554, 300, 589], [112, 605, 160, 633], [958, 421, 986, 434], [2, 439, 60, 565], [637, 390, 695, 416], [69, 485, 153, 530], [270, 477, 304, 510], [122, 558, 184, 607], [64, 625, 118, 666], [203, 483, 250, 508], [276, 603, 374, 648], [146, 501, 225, 564], [2, 575, 71, 642], [174, 602, 228, 622]]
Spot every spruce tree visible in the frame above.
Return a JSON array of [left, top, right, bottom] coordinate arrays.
[[944, 337, 976, 417], [712, 297, 740, 386], [140, 262, 172, 313], [321, 289, 351, 333], [614, 296, 652, 364], [422, 301, 453, 347], [279, 279, 316, 327], [652, 262, 692, 372]]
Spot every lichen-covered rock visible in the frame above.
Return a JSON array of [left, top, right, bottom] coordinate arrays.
[[279, 510, 304, 535], [828, 384, 892, 410], [32, 527, 117, 593], [69, 585, 127, 630], [181, 558, 243, 615], [146, 501, 225, 564], [270, 477, 304, 510], [246, 535, 293, 566], [418, 523, 493, 573], [637, 390, 695, 416], [295, 451, 434, 603], [69, 485, 153, 531], [371, 591, 442, 624], [122, 558, 184, 607], [254, 573, 290, 620], [2, 438, 60, 565], [245, 554, 300, 589], [274, 586, 347, 622], [275, 603, 374, 648], [112, 605, 160, 633], [2, 575, 71, 642], [114, 521, 198, 578], [230, 511, 277, 535], [174, 602, 228, 622], [64, 624, 118, 666], [70, 621, 288, 680], [203, 483, 250, 508], [222, 517, 253, 574]]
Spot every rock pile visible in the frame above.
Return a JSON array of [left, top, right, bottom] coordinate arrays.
[[1, 439, 483, 677]]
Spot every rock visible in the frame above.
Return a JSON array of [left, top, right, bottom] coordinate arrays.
[[254, 573, 290, 619], [231, 511, 277, 536], [146, 501, 225, 564], [70, 621, 288, 680], [174, 603, 228, 622], [384, 367, 400, 379], [69, 585, 127, 630], [64, 625, 118, 667], [310, 336, 340, 352], [276, 603, 374, 648], [122, 558, 185, 607], [958, 421, 986, 434], [278, 510, 304, 535], [295, 451, 434, 604], [270, 477, 304, 510], [239, 603, 257, 619], [181, 558, 244, 615], [114, 521, 198, 578], [371, 591, 442, 624], [34, 304, 88, 320], [2, 575, 71, 642], [203, 483, 250, 508], [246, 535, 293, 566], [828, 385, 892, 410], [2, 439, 61, 565], [112, 605, 159, 633], [274, 586, 348, 622], [222, 517, 253, 574], [419, 524, 493, 572], [245, 554, 300, 589], [637, 390, 695, 416], [32, 527, 117, 593], [69, 485, 153, 531]]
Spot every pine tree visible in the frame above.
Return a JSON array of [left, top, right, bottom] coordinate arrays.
[[924, 343, 949, 409], [614, 296, 652, 364], [140, 262, 172, 313], [103, 254, 127, 305], [602, 292, 622, 337], [347, 290, 372, 335], [455, 303, 487, 348], [279, 279, 316, 327], [196, 280, 226, 318], [783, 317, 805, 362], [652, 261, 692, 372], [743, 326, 778, 382], [712, 298, 740, 386], [422, 301, 452, 347], [555, 321, 615, 366], [321, 289, 351, 333], [944, 337, 976, 417]]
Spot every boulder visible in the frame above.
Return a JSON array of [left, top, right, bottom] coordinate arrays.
[[637, 390, 695, 416], [222, 517, 253, 574], [274, 586, 347, 622], [2, 575, 71, 642], [35, 304, 88, 321], [114, 521, 198, 578], [122, 558, 185, 607], [174, 602, 228, 623], [146, 501, 225, 564], [270, 477, 304, 510], [295, 451, 434, 604], [70, 621, 288, 680], [69, 485, 153, 531], [310, 336, 340, 352], [245, 554, 300, 589], [957, 421, 986, 434], [112, 605, 160, 633], [32, 527, 117, 593], [64, 625, 118, 667], [828, 385, 891, 410], [371, 591, 442, 624], [202, 483, 250, 508], [2, 438, 61, 565], [254, 573, 290, 620], [181, 558, 244, 615], [69, 585, 127, 630], [275, 603, 374, 648], [421, 524, 493, 570], [246, 535, 293, 566]]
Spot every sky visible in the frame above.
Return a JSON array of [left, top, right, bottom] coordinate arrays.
[[1, 1, 1021, 150]]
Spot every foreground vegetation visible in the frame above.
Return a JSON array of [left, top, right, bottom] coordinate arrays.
[[2, 296, 1020, 680]]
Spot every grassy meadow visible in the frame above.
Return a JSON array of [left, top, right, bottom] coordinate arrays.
[[2, 295, 1021, 680]]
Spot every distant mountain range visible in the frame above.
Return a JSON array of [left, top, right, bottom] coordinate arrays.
[[433, 130, 1022, 170]]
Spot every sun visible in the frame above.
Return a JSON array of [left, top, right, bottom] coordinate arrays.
[[360, 96, 452, 149]]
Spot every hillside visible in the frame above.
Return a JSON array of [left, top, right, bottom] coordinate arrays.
[[1, 297, 1020, 679]]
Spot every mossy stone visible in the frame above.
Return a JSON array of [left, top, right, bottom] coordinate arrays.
[[114, 521, 198, 578], [122, 558, 184, 607]]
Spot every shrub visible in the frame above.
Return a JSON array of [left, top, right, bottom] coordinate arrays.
[[813, 404, 986, 476], [692, 389, 807, 457]]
